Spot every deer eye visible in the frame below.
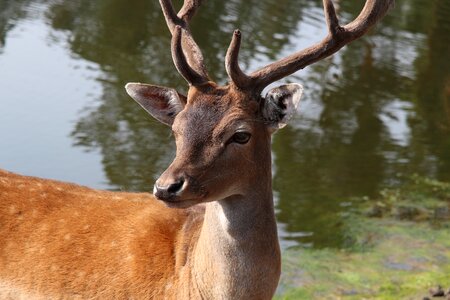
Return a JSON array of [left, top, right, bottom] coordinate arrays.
[[231, 132, 251, 144]]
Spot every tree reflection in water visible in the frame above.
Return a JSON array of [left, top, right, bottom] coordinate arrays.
[[1, 0, 448, 248]]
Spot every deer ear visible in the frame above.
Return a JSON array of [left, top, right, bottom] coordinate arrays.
[[262, 83, 303, 131], [125, 83, 186, 126]]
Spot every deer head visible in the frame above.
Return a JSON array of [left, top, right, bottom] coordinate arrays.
[[125, 0, 394, 208]]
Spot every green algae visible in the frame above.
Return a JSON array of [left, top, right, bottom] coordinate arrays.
[[276, 177, 450, 299]]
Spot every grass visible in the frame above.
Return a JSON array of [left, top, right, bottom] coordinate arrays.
[[276, 176, 450, 299]]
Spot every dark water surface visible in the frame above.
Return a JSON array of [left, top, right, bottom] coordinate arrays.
[[0, 0, 449, 249]]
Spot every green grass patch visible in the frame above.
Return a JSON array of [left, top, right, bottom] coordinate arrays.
[[276, 176, 450, 299]]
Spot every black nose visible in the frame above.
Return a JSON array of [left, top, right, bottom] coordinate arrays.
[[154, 178, 185, 200]]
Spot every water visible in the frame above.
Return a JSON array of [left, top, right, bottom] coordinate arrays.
[[0, 0, 449, 249]]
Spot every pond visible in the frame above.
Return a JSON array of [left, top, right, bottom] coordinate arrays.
[[0, 0, 449, 249]]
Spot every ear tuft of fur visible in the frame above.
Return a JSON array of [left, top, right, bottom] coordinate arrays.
[[262, 83, 303, 130]]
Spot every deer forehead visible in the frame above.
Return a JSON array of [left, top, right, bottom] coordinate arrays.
[[174, 105, 255, 146], [174, 87, 259, 139]]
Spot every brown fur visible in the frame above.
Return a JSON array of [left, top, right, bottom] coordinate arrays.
[[0, 169, 202, 299]]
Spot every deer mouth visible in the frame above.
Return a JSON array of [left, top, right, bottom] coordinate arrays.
[[160, 198, 203, 209], [156, 187, 208, 208]]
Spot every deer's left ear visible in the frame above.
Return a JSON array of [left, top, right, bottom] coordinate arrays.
[[125, 83, 186, 126], [262, 83, 303, 131]]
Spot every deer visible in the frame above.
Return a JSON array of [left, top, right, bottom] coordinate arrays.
[[0, 0, 393, 299]]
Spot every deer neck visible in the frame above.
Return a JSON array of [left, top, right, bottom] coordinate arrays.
[[191, 152, 281, 299]]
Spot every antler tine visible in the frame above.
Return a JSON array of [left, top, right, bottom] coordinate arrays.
[[227, 0, 394, 92], [159, 0, 181, 33], [323, 0, 340, 36], [225, 30, 252, 89], [159, 0, 209, 85], [178, 0, 204, 22], [172, 26, 207, 86]]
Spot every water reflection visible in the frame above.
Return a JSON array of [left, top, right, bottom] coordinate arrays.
[[0, 0, 449, 248], [0, 0, 32, 50]]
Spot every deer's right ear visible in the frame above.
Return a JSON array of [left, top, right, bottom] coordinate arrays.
[[125, 83, 186, 126]]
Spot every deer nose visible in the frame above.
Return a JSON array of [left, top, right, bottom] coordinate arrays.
[[153, 177, 185, 200]]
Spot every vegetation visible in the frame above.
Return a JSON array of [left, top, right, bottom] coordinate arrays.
[[277, 176, 450, 299]]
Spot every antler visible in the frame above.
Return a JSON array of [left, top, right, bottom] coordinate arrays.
[[159, 0, 209, 86], [226, 0, 395, 91]]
